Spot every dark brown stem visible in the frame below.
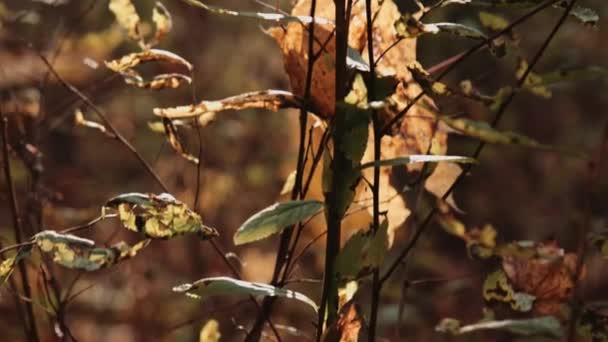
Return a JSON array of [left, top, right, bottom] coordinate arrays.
[[1, 114, 39, 342], [365, 0, 382, 338], [246, 1, 319, 340]]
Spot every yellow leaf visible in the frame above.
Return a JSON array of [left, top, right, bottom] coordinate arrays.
[[199, 319, 221, 342], [109, 0, 142, 42]]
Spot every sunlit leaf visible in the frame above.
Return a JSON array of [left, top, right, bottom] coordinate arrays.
[[280, 170, 297, 195], [173, 276, 318, 311], [105, 49, 192, 90], [360, 155, 475, 169], [104, 193, 218, 239], [109, 0, 141, 42], [199, 319, 221, 342], [516, 58, 552, 98], [0, 246, 33, 286], [181, 0, 333, 25], [233, 200, 323, 245], [34, 230, 149, 271], [74, 108, 113, 137], [436, 316, 562, 337], [396, 15, 487, 40], [153, 90, 307, 119], [152, 2, 172, 44]]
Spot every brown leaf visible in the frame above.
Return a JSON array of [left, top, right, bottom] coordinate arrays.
[[109, 0, 142, 43], [153, 90, 305, 119], [152, 2, 172, 44], [500, 241, 583, 315], [323, 301, 365, 342]]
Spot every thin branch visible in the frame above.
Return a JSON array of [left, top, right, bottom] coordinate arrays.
[[1, 113, 39, 342], [34, 51, 170, 192]]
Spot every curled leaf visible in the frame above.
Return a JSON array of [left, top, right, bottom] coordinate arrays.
[[483, 269, 536, 312], [105, 49, 192, 90], [173, 276, 318, 311], [74, 109, 114, 137], [104, 193, 218, 239], [153, 90, 307, 119], [34, 230, 149, 271], [161, 118, 199, 164], [233, 200, 323, 245], [152, 2, 172, 44]]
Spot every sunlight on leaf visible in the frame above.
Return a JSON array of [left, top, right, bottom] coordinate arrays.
[[34, 231, 150, 271], [109, 0, 141, 42], [233, 200, 323, 245], [104, 193, 218, 239], [174, 276, 318, 312], [323, 301, 365, 342], [152, 2, 172, 44], [280, 170, 297, 195], [105, 49, 192, 90], [360, 154, 475, 169], [153, 90, 306, 119], [199, 319, 221, 342], [479, 11, 509, 31]]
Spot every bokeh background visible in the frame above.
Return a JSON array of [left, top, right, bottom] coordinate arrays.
[[0, 0, 607, 340]]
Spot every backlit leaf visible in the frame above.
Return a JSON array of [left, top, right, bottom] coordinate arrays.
[[173, 276, 318, 311], [233, 200, 323, 245], [34, 230, 149, 271], [479, 11, 509, 31], [323, 301, 365, 342], [335, 220, 389, 280], [396, 15, 487, 40], [104, 193, 218, 239], [152, 2, 172, 44], [109, 0, 141, 42]]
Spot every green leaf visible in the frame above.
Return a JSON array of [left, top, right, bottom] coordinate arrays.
[[395, 15, 487, 40], [34, 230, 150, 271], [436, 316, 562, 337], [360, 155, 476, 169], [0, 246, 33, 286], [233, 200, 323, 245], [174, 276, 318, 312], [104, 193, 218, 239]]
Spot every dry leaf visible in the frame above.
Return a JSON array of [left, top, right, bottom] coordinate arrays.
[[109, 0, 142, 42], [152, 2, 172, 44], [153, 90, 305, 118], [323, 301, 365, 342], [500, 241, 582, 315]]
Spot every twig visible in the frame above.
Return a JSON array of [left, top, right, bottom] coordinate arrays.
[[1, 113, 39, 342], [34, 51, 170, 192]]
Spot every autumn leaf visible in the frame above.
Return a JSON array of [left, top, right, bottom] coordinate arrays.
[[104, 193, 218, 239], [34, 230, 149, 271], [323, 301, 366, 342], [109, 0, 142, 43], [0, 246, 33, 286], [105, 49, 192, 90], [153, 90, 308, 119], [199, 319, 221, 342], [436, 316, 562, 338]]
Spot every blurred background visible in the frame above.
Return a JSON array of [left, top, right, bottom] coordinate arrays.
[[0, 0, 607, 340]]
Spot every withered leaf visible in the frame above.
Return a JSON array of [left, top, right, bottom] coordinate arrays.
[[104, 193, 218, 239], [323, 301, 365, 342], [34, 230, 149, 271], [109, 0, 142, 43], [153, 90, 307, 119], [161, 118, 199, 164]]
